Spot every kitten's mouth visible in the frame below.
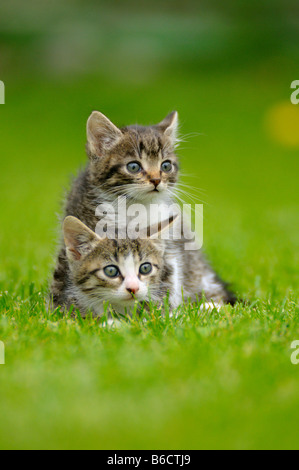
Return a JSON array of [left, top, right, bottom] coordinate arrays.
[[124, 293, 144, 302], [149, 186, 162, 193], [120, 293, 138, 302]]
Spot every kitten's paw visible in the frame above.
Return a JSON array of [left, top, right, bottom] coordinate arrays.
[[200, 302, 222, 312]]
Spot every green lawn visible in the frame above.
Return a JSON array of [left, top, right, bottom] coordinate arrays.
[[0, 65, 299, 449]]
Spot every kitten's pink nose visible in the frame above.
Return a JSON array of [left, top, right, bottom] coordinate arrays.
[[150, 178, 161, 188], [125, 277, 140, 296], [126, 286, 139, 295]]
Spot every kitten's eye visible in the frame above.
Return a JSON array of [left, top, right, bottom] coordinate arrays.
[[161, 161, 172, 173], [139, 263, 152, 275], [104, 265, 119, 278], [127, 162, 142, 174]]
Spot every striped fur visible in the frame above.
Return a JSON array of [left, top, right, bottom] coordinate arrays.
[[50, 111, 235, 315]]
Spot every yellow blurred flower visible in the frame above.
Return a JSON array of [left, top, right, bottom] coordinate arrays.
[[265, 101, 299, 148]]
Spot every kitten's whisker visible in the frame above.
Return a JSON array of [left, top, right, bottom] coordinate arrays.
[[166, 189, 189, 207], [179, 132, 205, 142], [176, 182, 208, 195], [172, 188, 209, 206], [169, 184, 209, 205]]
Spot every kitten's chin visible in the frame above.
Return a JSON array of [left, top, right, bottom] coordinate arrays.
[[110, 293, 147, 307], [141, 189, 168, 204], [109, 298, 143, 314]]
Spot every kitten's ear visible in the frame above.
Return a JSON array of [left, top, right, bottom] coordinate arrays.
[[87, 111, 123, 158], [63, 216, 100, 261], [141, 214, 179, 240], [158, 111, 179, 145]]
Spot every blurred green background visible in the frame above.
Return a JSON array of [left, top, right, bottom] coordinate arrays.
[[1, 0, 299, 296], [0, 0, 299, 450]]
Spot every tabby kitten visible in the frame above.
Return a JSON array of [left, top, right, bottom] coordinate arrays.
[[50, 111, 235, 311], [60, 216, 172, 316]]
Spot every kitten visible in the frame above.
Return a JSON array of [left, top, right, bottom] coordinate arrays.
[[50, 111, 235, 311], [59, 216, 173, 317]]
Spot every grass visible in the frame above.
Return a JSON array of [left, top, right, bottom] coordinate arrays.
[[0, 62, 299, 449], [0, 290, 298, 449]]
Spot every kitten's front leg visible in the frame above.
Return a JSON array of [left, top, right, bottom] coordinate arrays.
[[200, 301, 223, 312]]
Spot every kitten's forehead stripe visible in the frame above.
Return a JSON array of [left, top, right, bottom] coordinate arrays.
[[139, 141, 145, 154]]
